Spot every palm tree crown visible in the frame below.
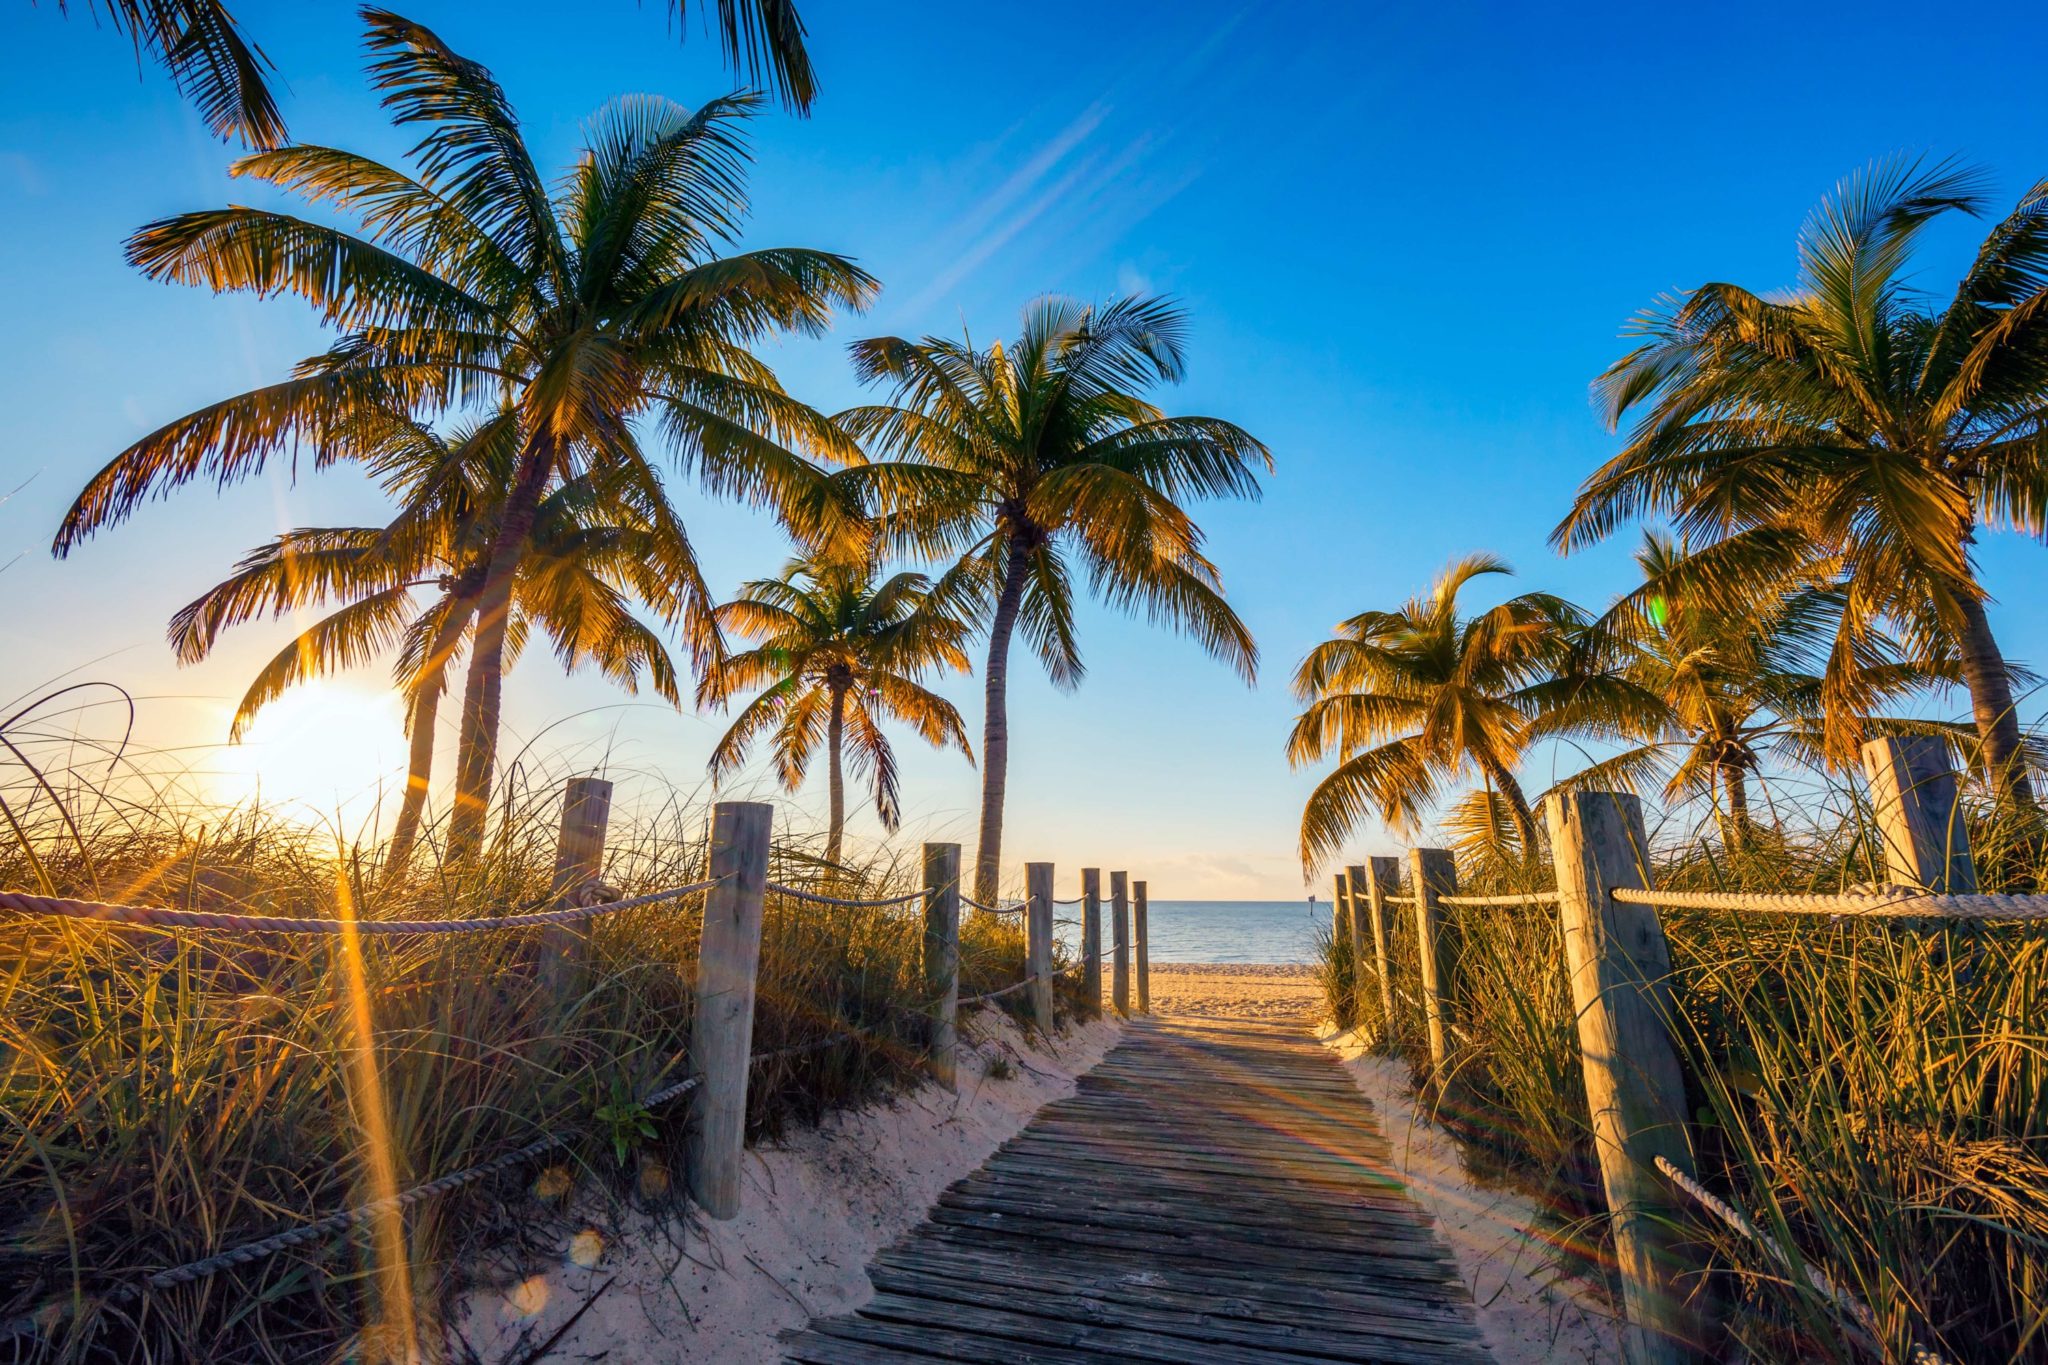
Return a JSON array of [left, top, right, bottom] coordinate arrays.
[[840, 295, 1271, 902], [1288, 555, 1603, 871], [703, 556, 973, 865], [1555, 157, 2048, 807], [55, 8, 876, 853], [170, 408, 688, 873]]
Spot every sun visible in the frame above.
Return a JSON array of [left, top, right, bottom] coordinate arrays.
[[209, 683, 410, 833]]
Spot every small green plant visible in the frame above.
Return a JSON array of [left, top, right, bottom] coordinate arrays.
[[984, 1053, 1015, 1081], [594, 1083, 658, 1167]]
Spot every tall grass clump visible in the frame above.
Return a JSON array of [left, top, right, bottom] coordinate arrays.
[[1315, 782, 2048, 1363], [0, 711, 1054, 1363]]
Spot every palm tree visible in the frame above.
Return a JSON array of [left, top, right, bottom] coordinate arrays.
[[1554, 158, 2048, 810], [49, 0, 814, 151], [169, 410, 690, 876], [702, 556, 973, 865], [53, 0, 284, 148], [1288, 555, 1636, 872], [838, 295, 1270, 904], [54, 9, 875, 855], [1583, 532, 1952, 851]]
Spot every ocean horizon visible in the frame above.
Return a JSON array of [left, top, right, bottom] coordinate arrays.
[[1053, 898, 1327, 965]]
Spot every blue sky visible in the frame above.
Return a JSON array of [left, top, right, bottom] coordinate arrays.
[[3, 1, 2046, 897]]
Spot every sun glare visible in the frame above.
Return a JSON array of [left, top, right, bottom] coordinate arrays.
[[209, 683, 409, 832]]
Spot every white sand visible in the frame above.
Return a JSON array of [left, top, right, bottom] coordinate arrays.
[[453, 965, 1618, 1365], [451, 1013, 1121, 1364], [1318, 1021, 1625, 1363], [1143, 960, 1323, 1021]]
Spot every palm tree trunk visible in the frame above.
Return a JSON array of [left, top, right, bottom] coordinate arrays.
[[383, 594, 476, 882], [448, 441, 554, 857], [1476, 753, 1539, 854], [974, 540, 1032, 908], [1720, 761, 1753, 852], [1953, 588, 2037, 810], [825, 683, 847, 867]]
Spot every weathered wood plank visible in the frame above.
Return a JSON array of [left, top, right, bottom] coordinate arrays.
[[782, 1014, 1491, 1362]]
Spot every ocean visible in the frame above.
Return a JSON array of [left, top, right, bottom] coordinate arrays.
[[1053, 899, 1328, 965]]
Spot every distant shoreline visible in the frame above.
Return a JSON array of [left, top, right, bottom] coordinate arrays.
[[1147, 961, 1313, 977]]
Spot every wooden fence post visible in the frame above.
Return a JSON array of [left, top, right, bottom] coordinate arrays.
[[543, 776, 612, 1003], [687, 801, 772, 1220], [1861, 735, 1976, 892], [1362, 857, 1399, 1040], [923, 842, 961, 1090], [1134, 880, 1150, 1014], [1342, 865, 1371, 1031], [1081, 868, 1103, 1019], [1544, 790, 1707, 1363], [1026, 862, 1055, 1032], [1110, 871, 1131, 1016], [1407, 847, 1457, 1076], [1331, 873, 1356, 1023]]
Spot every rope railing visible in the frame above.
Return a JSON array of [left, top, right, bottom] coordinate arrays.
[[764, 882, 925, 910], [0, 878, 723, 936], [960, 894, 1027, 914], [0, 760, 1159, 1360], [1654, 1157, 1948, 1365], [958, 976, 1036, 1007], [1436, 890, 1559, 908], [0, 1070, 703, 1344], [1383, 894, 1416, 906], [1612, 886, 2048, 920]]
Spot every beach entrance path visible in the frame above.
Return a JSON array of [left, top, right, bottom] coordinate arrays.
[[781, 1015, 1491, 1363]]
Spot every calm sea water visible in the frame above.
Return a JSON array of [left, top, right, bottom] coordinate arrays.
[[1053, 899, 1326, 965]]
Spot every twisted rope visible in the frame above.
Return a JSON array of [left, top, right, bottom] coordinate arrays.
[[960, 895, 1027, 915], [958, 977, 1035, 1007], [1383, 895, 1417, 906], [1438, 891, 1560, 908], [764, 883, 924, 910], [1613, 887, 2048, 921], [0, 879, 722, 936], [2, 1075, 701, 1342], [1654, 1157, 1948, 1365]]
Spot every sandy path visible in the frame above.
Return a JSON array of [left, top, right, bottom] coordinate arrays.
[[1142, 960, 1322, 1021], [454, 1014, 1121, 1363]]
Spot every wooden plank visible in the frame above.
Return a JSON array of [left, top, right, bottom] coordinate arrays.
[[785, 1009, 1489, 1362]]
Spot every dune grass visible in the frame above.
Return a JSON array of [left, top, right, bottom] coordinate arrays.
[[1320, 789, 2048, 1364], [0, 718, 1061, 1363]]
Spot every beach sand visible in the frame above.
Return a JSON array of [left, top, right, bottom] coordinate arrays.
[[455, 965, 1617, 1363], [1318, 1022, 1624, 1363], [452, 1012, 1121, 1363], [1142, 959, 1323, 1021]]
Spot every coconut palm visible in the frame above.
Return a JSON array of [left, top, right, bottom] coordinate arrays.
[[170, 412, 689, 875], [54, 9, 875, 854], [1288, 555, 1650, 872], [703, 556, 973, 866], [1581, 532, 1957, 850], [838, 295, 1270, 903], [1555, 158, 2048, 810], [48, 0, 814, 152], [52, 0, 285, 149]]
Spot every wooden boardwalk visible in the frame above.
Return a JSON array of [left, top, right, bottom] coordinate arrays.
[[783, 1015, 1490, 1363]]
